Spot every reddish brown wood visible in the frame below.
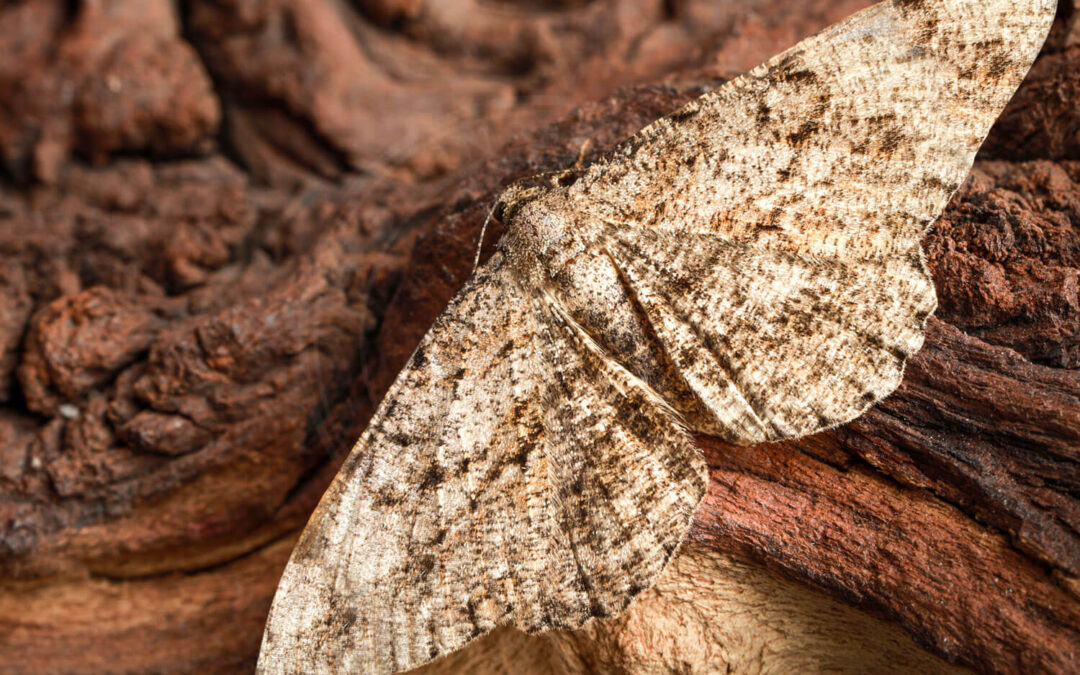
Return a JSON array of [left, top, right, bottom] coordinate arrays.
[[693, 320, 1080, 672], [0, 0, 1077, 672]]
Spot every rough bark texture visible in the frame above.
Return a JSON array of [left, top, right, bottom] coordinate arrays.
[[0, 0, 1077, 673]]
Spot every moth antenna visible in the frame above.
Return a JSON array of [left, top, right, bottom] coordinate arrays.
[[472, 199, 498, 276]]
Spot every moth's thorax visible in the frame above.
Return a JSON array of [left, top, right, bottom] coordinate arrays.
[[502, 190, 595, 279]]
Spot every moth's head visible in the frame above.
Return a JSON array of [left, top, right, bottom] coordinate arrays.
[[494, 182, 543, 222]]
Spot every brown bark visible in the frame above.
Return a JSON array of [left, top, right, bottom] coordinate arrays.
[[0, 0, 1077, 673]]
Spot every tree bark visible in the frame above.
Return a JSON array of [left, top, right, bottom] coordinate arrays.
[[0, 0, 1077, 673]]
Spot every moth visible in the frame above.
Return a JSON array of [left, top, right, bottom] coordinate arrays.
[[258, 0, 1054, 672]]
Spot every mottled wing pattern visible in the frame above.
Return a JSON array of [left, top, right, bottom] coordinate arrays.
[[601, 228, 934, 442], [566, 0, 1053, 442], [257, 253, 706, 674], [574, 0, 1055, 259]]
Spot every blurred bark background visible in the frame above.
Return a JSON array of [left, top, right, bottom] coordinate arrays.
[[1, 0, 1078, 672]]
